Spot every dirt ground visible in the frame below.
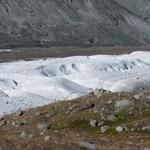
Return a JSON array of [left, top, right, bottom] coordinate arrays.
[[0, 89, 150, 150], [0, 45, 150, 62]]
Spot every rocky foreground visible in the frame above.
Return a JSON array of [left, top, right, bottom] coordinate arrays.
[[0, 88, 150, 150]]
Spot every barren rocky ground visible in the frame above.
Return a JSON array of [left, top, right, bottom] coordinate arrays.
[[0, 88, 149, 150], [1, 45, 150, 62]]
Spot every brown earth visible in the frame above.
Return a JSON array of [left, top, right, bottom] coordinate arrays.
[[0, 89, 149, 150], [0, 45, 150, 62]]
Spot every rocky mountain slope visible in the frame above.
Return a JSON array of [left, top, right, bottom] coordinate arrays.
[[114, 0, 150, 23], [0, 0, 150, 48]]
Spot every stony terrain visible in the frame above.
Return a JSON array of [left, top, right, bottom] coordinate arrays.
[[1, 46, 150, 62], [0, 88, 150, 150], [1, 0, 150, 48]]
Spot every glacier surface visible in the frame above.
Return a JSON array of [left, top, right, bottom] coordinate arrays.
[[0, 51, 150, 116]]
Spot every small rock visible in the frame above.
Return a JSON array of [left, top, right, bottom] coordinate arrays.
[[16, 121, 25, 126], [134, 94, 141, 99], [106, 114, 118, 122], [144, 148, 150, 150], [28, 134, 33, 139], [22, 120, 28, 125], [0, 117, 5, 121], [20, 131, 28, 138], [89, 119, 98, 127], [97, 121, 105, 126], [6, 120, 11, 125], [142, 126, 150, 130], [76, 134, 80, 137], [40, 132, 44, 136], [131, 128, 135, 132], [101, 115, 106, 120], [107, 100, 112, 104], [12, 121, 18, 127], [68, 106, 73, 110], [141, 139, 144, 142], [80, 103, 95, 111], [45, 136, 50, 141], [116, 126, 124, 133], [78, 141, 96, 150], [35, 112, 42, 117], [127, 142, 133, 145], [37, 123, 48, 130], [100, 125, 111, 133], [134, 93, 144, 99], [146, 95, 150, 100], [93, 88, 111, 98], [116, 126, 128, 133], [46, 112, 56, 117], [65, 110, 71, 114], [54, 130, 58, 133], [0, 120, 6, 126], [15, 110, 24, 117], [115, 99, 132, 112]]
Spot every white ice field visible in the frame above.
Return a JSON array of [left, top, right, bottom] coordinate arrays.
[[0, 51, 150, 116]]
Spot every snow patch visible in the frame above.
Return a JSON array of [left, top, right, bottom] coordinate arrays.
[[0, 49, 12, 52]]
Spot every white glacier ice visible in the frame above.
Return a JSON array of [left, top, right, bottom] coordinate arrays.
[[0, 51, 150, 116]]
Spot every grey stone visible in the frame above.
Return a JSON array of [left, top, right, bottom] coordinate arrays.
[[28, 134, 33, 139], [6, 120, 11, 125], [35, 112, 42, 117], [134, 93, 144, 99], [97, 121, 105, 127], [115, 99, 132, 112], [11, 121, 16, 126], [116, 126, 124, 133], [106, 114, 118, 122], [15, 110, 24, 117], [22, 120, 28, 125], [93, 88, 111, 98], [37, 123, 48, 131], [44, 136, 51, 141], [100, 125, 111, 133], [46, 112, 56, 118], [12, 121, 20, 127], [20, 131, 28, 138], [40, 132, 44, 136], [0, 121, 6, 126], [89, 119, 98, 127], [142, 126, 150, 131], [78, 141, 96, 150], [144, 148, 150, 150], [146, 95, 150, 100], [116, 126, 128, 133]]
